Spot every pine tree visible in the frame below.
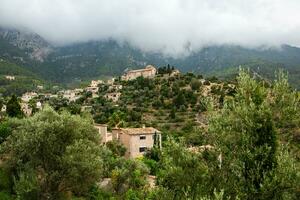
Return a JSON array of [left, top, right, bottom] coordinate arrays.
[[6, 95, 23, 118]]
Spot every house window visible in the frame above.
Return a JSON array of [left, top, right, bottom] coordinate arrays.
[[140, 135, 146, 140], [139, 147, 147, 153]]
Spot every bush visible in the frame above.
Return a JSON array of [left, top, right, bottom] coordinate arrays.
[[0, 168, 12, 192], [0, 191, 13, 200]]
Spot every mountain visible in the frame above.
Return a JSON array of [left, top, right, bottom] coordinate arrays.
[[0, 27, 52, 62], [0, 27, 300, 88]]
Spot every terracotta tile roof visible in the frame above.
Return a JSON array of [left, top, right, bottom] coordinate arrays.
[[125, 65, 156, 74], [114, 127, 161, 135]]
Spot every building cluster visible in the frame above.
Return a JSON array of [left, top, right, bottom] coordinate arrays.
[[19, 92, 43, 116], [1, 65, 165, 159], [58, 89, 83, 102]]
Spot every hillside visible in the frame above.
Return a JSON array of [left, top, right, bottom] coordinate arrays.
[[0, 59, 44, 96], [1, 27, 300, 88]]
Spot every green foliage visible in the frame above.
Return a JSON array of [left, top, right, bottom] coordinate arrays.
[[0, 59, 44, 96], [173, 90, 186, 108], [6, 95, 23, 118], [0, 167, 13, 193], [1, 106, 105, 199], [106, 140, 127, 157], [14, 168, 40, 200], [157, 139, 208, 199], [0, 122, 12, 144], [0, 191, 13, 200], [208, 69, 299, 199], [190, 78, 202, 91], [86, 185, 114, 200], [111, 159, 149, 195], [108, 111, 127, 128]]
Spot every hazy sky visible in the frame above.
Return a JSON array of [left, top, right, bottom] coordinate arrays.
[[0, 0, 300, 56]]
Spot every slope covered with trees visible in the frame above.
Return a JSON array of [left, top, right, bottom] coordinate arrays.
[[0, 59, 44, 96], [0, 70, 299, 199]]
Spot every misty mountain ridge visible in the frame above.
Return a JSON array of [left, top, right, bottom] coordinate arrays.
[[0, 27, 300, 88]]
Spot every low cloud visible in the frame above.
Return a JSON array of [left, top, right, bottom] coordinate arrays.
[[1, 0, 300, 56]]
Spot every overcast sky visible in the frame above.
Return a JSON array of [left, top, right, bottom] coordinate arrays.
[[0, 0, 300, 56]]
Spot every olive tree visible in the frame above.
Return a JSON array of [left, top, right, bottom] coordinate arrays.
[[1, 106, 107, 199]]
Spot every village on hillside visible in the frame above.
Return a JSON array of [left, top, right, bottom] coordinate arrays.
[[0, 64, 235, 159]]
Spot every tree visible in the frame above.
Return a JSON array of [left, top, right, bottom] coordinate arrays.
[[173, 90, 186, 108], [208, 69, 298, 199], [28, 99, 38, 115], [106, 140, 127, 157], [108, 111, 127, 128], [0, 98, 3, 111], [157, 139, 208, 199], [6, 95, 23, 118], [1, 106, 106, 199], [169, 107, 176, 119], [111, 158, 149, 195], [0, 122, 13, 144], [190, 78, 202, 91]]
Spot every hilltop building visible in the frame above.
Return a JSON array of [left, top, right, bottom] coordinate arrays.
[[121, 65, 157, 81]]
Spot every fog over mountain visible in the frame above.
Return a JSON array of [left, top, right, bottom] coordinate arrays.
[[1, 0, 300, 56]]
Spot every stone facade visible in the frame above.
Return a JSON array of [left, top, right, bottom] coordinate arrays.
[[121, 65, 157, 81], [94, 124, 113, 143], [60, 90, 82, 102], [90, 80, 103, 88], [21, 92, 38, 102], [104, 92, 121, 102], [112, 127, 161, 158]]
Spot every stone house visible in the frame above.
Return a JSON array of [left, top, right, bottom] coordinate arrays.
[[21, 92, 38, 102], [108, 84, 123, 92], [1, 105, 6, 112], [90, 80, 103, 88], [36, 101, 42, 110], [111, 127, 162, 158], [121, 65, 157, 81], [81, 105, 93, 112], [170, 69, 180, 76], [107, 78, 115, 85], [85, 86, 99, 98], [37, 85, 44, 90], [104, 92, 121, 102], [60, 90, 82, 102], [94, 124, 113, 143], [5, 75, 15, 80], [21, 103, 32, 116]]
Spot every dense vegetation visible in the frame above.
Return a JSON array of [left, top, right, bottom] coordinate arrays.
[[0, 69, 299, 199], [0, 59, 45, 96]]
